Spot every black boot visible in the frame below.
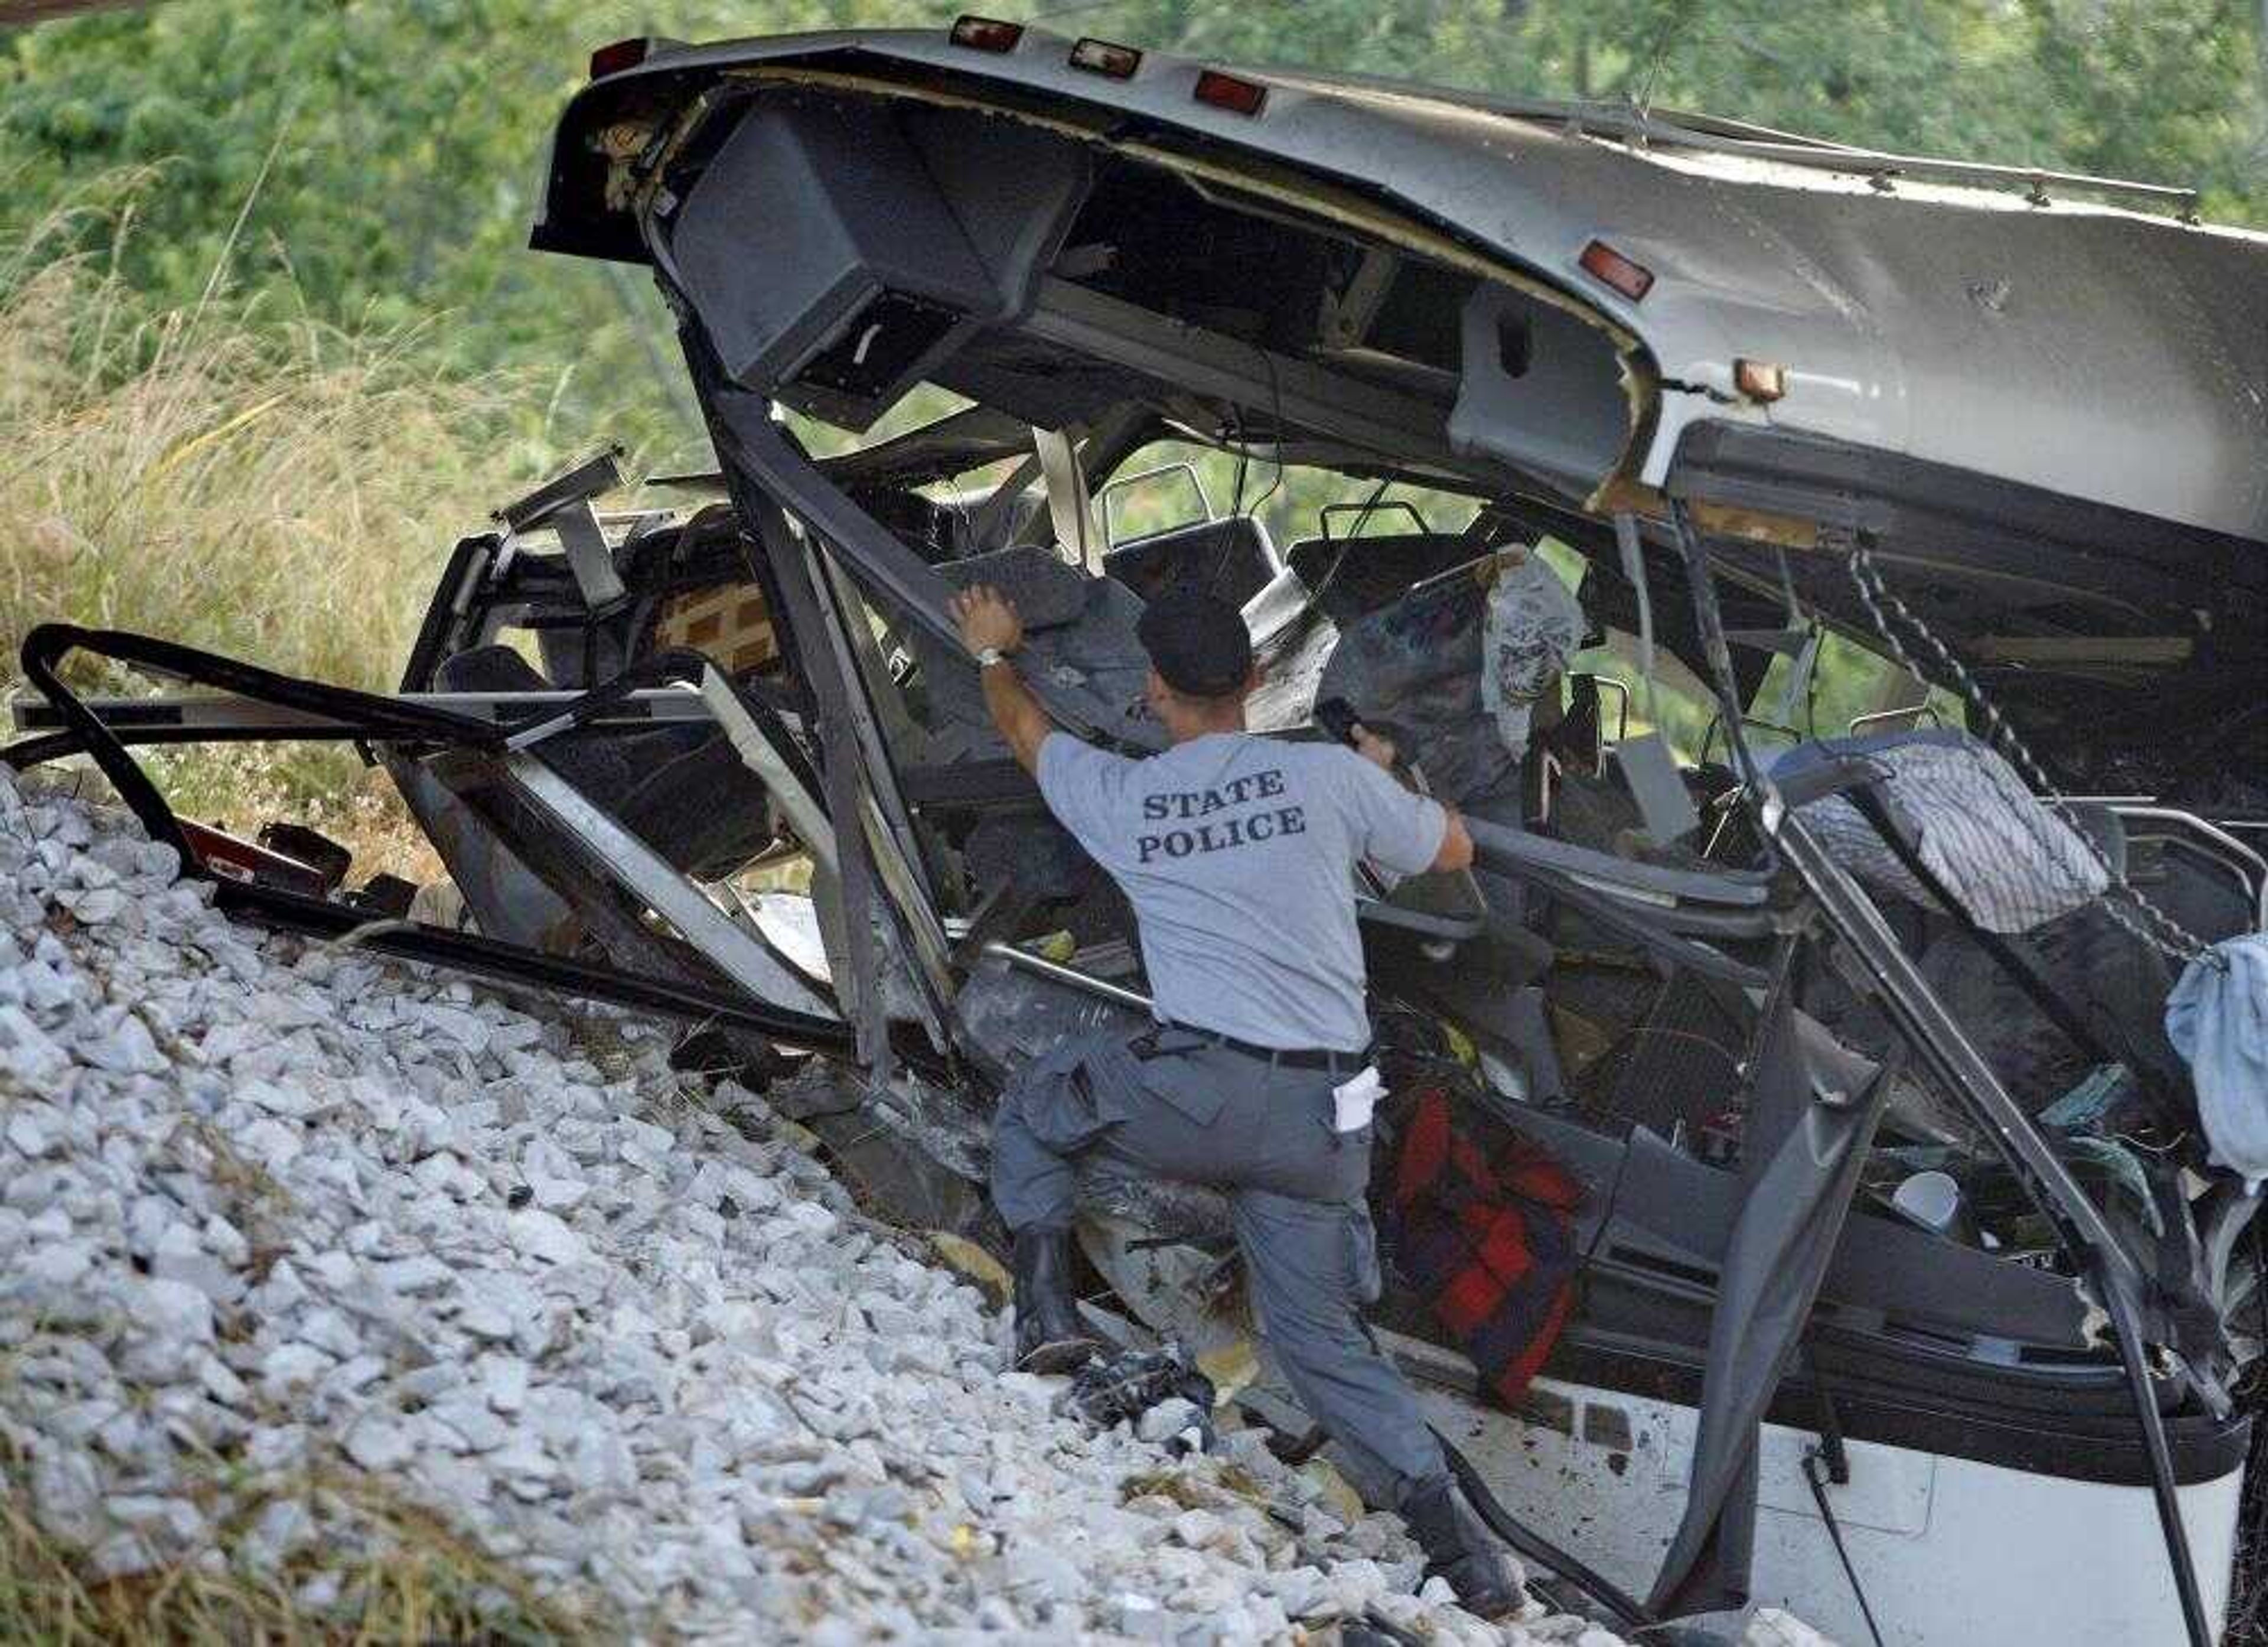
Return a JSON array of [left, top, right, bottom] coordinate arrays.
[[1400, 1477, 1523, 1620], [1011, 1227, 1100, 1373]]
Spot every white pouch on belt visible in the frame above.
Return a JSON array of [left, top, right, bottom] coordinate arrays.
[[1332, 1066, 1385, 1133]]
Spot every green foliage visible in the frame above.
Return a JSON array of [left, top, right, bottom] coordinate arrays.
[[2, 1, 2258, 467], [0, 1, 965, 462]]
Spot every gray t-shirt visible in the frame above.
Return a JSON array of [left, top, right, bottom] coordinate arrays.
[[1036, 730, 1448, 1052]]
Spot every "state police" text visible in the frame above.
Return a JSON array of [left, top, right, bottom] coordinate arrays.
[[1135, 769, 1305, 863]]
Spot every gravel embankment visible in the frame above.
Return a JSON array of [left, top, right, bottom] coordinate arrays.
[[0, 768, 1824, 1643]]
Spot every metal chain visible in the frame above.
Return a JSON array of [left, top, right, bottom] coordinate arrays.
[[1840, 535, 2225, 974]]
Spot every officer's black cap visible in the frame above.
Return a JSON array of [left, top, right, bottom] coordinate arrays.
[[1136, 586, 1256, 698]]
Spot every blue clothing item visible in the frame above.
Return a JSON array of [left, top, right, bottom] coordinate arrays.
[[1036, 730, 1445, 1052], [2166, 933, 2268, 1187]]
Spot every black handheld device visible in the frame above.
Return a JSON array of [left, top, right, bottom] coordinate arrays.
[[1315, 696, 1424, 787], [1314, 696, 1362, 746]]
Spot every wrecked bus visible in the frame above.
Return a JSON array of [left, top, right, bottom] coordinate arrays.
[[14, 21, 2268, 1645]]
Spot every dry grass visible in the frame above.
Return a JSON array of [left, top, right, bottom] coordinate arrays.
[[0, 1453, 607, 1646], [0, 177, 536, 880], [0, 181, 654, 1643]]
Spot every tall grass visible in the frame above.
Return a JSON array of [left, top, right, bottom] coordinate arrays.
[[0, 1446, 605, 1646], [0, 195, 621, 1636], [0, 179, 537, 874]]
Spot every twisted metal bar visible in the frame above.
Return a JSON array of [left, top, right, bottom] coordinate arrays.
[[1840, 535, 2225, 974]]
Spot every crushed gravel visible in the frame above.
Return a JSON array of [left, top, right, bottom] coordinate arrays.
[[0, 766, 1826, 1645]]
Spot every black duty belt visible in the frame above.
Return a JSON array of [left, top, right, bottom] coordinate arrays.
[[1150, 1021, 1371, 1074]]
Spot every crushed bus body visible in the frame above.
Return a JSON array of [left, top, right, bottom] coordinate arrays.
[[13, 23, 2267, 1646]]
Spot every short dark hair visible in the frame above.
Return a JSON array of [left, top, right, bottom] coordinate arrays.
[[1135, 586, 1254, 698]]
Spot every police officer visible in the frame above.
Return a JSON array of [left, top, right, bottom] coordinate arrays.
[[948, 580, 1518, 1617]]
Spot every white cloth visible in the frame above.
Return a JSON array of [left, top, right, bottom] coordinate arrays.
[[1478, 554, 1584, 758], [1789, 733, 2106, 934], [2166, 933, 2268, 1187]]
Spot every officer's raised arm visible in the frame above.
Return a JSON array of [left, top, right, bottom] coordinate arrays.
[[949, 584, 1054, 774]]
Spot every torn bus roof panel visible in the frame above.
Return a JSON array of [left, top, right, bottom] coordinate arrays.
[[543, 27, 2268, 545]]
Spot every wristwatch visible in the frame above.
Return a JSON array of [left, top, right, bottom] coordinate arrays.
[[975, 646, 1009, 668]]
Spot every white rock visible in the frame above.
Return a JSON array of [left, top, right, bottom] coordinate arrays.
[[4, 1102, 66, 1157], [344, 1411, 413, 1472], [102, 1493, 207, 1548], [22, 1239, 93, 1288], [242, 1078, 317, 1119], [63, 886, 126, 925], [1325, 1558, 1391, 1612], [0, 1005, 70, 1086], [4, 1165, 77, 1215], [507, 1208, 591, 1267], [305, 1251, 358, 1293], [240, 1497, 314, 1571], [480, 1353, 531, 1415], [487, 1017, 542, 1054], [1137, 1397, 1202, 1445], [201, 1213, 250, 1267], [79, 1011, 164, 1074], [198, 1020, 268, 1066], [618, 1116, 673, 1157], [456, 1298, 517, 1341], [415, 1004, 490, 1055], [372, 1255, 454, 1296], [295, 1572, 341, 1612], [260, 1343, 333, 1391], [1109, 1593, 1177, 1643], [1171, 1508, 1227, 1550], [197, 1353, 249, 1408], [134, 1277, 215, 1348], [31, 1440, 103, 1542], [324, 1355, 386, 1399], [780, 1199, 839, 1239], [526, 1173, 589, 1212], [19, 961, 77, 1013], [152, 1222, 244, 1304], [1006, 1541, 1087, 1604], [247, 992, 324, 1031], [426, 1397, 507, 1454], [235, 1117, 303, 1171], [69, 856, 121, 890]]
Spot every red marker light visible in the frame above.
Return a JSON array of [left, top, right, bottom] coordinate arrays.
[[1070, 38, 1142, 79], [949, 16, 1024, 53], [1579, 238, 1654, 301], [1193, 69, 1267, 116], [589, 38, 651, 79]]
